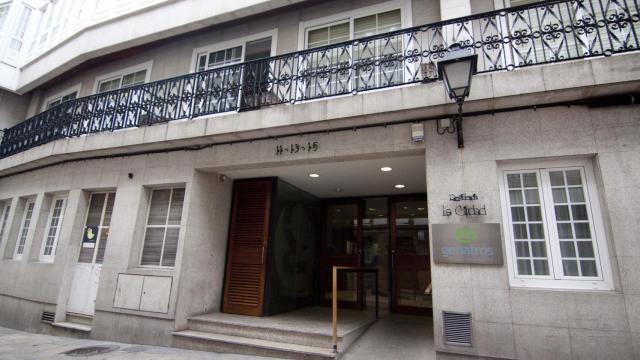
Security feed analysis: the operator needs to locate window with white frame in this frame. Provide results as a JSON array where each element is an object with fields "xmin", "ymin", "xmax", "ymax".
[
  {"xmin": 77, "ymin": 192, "xmax": 114, "ymax": 264},
  {"xmin": 0, "ymin": 2, "xmax": 10, "ymax": 34},
  {"xmin": 0, "ymin": 202, "xmax": 11, "ymax": 245},
  {"xmin": 97, "ymin": 69, "xmax": 147, "ymax": 93},
  {"xmin": 45, "ymin": 90, "xmax": 78, "ymax": 110},
  {"xmin": 9, "ymin": 5, "xmax": 32, "ymax": 51},
  {"xmin": 39, "ymin": 197, "xmax": 67, "ymax": 262},
  {"xmin": 140, "ymin": 188, "xmax": 185, "ymax": 267},
  {"xmin": 13, "ymin": 199, "xmax": 36, "ymax": 260},
  {"xmin": 501, "ymin": 161, "xmax": 612, "ymax": 289}
]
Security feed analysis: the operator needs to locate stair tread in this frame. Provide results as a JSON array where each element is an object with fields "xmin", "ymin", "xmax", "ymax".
[
  {"xmin": 51, "ymin": 322, "xmax": 92, "ymax": 332},
  {"xmin": 172, "ymin": 330, "xmax": 336, "ymax": 357}
]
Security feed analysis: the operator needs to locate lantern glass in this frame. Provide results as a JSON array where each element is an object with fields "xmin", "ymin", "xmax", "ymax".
[{"xmin": 442, "ymin": 60, "xmax": 473, "ymax": 99}]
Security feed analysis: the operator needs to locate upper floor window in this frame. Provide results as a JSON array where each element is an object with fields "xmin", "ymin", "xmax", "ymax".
[
  {"xmin": 13, "ymin": 199, "xmax": 35, "ymax": 260},
  {"xmin": 0, "ymin": 2, "xmax": 10, "ymax": 33},
  {"xmin": 140, "ymin": 188, "xmax": 185, "ymax": 268},
  {"xmin": 39, "ymin": 196, "xmax": 67, "ymax": 262},
  {"xmin": 44, "ymin": 88, "xmax": 78, "ymax": 110},
  {"xmin": 0, "ymin": 201, "xmax": 10, "ymax": 246},
  {"xmin": 194, "ymin": 34, "xmax": 273, "ymax": 72},
  {"xmin": 9, "ymin": 5, "xmax": 32, "ymax": 51},
  {"xmin": 305, "ymin": 9, "xmax": 401, "ymax": 49},
  {"xmin": 98, "ymin": 69, "xmax": 147, "ymax": 93},
  {"xmin": 500, "ymin": 160, "xmax": 613, "ymax": 290}
]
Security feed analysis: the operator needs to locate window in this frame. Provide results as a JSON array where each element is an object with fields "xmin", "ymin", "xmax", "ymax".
[
  {"xmin": 77, "ymin": 192, "xmax": 115, "ymax": 264},
  {"xmin": 45, "ymin": 90, "xmax": 77, "ymax": 110},
  {"xmin": 140, "ymin": 188, "xmax": 185, "ymax": 267},
  {"xmin": 501, "ymin": 160, "xmax": 612, "ymax": 290},
  {"xmin": 0, "ymin": 202, "xmax": 10, "ymax": 245},
  {"xmin": 9, "ymin": 5, "xmax": 32, "ymax": 51},
  {"xmin": 39, "ymin": 197, "xmax": 67, "ymax": 262},
  {"xmin": 13, "ymin": 200, "xmax": 35, "ymax": 260},
  {"xmin": 97, "ymin": 69, "xmax": 147, "ymax": 93},
  {"xmin": 0, "ymin": 2, "xmax": 10, "ymax": 33},
  {"xmin": 196, "ymin": 46, "xmax": 242, "ymax": 72}
]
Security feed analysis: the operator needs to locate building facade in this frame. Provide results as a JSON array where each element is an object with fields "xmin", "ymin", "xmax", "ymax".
[{"xmin": 0, "ymin": 0, "xmax": 639, "ymax": 359}]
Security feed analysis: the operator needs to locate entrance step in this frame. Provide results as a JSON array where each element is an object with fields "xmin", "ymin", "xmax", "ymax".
[
  {"xmin": 66, "ymin": 313, "xmax": 93, "ymax": 326},
  {"xmin": 172, "ymin": 330, "xmax": 336, "ymax": 360},
  {"xmin": 172, "ymin": 307, "xmax": 376, "ymax": 359},
  {"xmin": 51, "ymin": 321, "xmax": 91, "ymax": 332}
]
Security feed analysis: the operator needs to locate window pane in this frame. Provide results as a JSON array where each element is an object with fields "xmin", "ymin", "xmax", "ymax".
[
  {"xmin": 377, "ymin": 9, "xmax": 402, "ymax": 33},
  {"xmin": 571, "ymin": 205, "xmax": 588, "ymax": 221},
  {"xmin": 563, "ymin": 260, "xmax": 579, "ymax": 276},
  {"xmin": 565, "ymin": 170, "xmax": 582, "ymax": 185},
  {"xmin": 517, "ymin": 259, "xmax": 532, "ymax": 275},
  {"xmin": 530, "ymin": 241, "xmax": 547, "ymax": 257},
  {"xmin": 354, "ymin": 14, "xmax": 377, "ymax": 38},
  {"xmin": 509, "ymin": 190, "xmax": 523, "ymax": 205},
  {"xmin": 328, "ymin": 22, "xmax": 349, "ymax": 44},
  {"xmin": 524, "ymin": 189, "xmax": 539, "ymax": 204},
  {"xmin": 580, "ymin": 260, "xmax": 597, "ymax": 276},
  {"xmin": 0, "ymin": 204, "xmax": 11, "ymax": 242},
  {"xmin": 511, "ymin": 206, "xmax": 525, "ymax": 222},
  {"xmin": 560, "ymin": 241, "xmax": 576, "ymax": 257},
  {"xmin": 568, "ymin": 187, "xmax": 585, "ymax": 202},
  {"xmin": 86, "ymin": 194, "xmax": 105, "ymax": 226},
  {"xmin": 552, "ymin": 188, "xmax": 567, "ymax": 203},
  {"xmin": 515, "ymin": 241, "xmax": 529, "ymax": 257},
  {"xmin": 533, "ymin": 260, "xmax": 549, "ymax": 275},
  {"xmin": 161, "ymin": 228, "xmax": 179, "ymax": 267},
  {"xmin": 522, "ymin": 173, "xmax": 537, "ymax": 187},
  {"xmin": 16, "ymin": 202, "xmax": 35, "ymax": 255},
  {"xmin": 555, "ymin": 205, "xmax": 570, "ymax": 221},
  {"xmin": 308, "ymin": 27, "xmax": 329, "ymax": 48},
  {"xmin": 526, "ymin": 206, "xmax": 542, "ymax": 221},
  {"xmin": 95, "ymin": 228, "xmax": 109, "ymax": 264},
  {"xmin": 507, "ymin": 174, "xmax": 521, "ymax": 188},
  {"xmin": 141, "ymin": 227, "xmax": 165, "ymax": 266},
  {"xmin": 168, "ymin": 188, "xmax": 185, "ymax": 225},
  {"xmin": 574, "ymin": 222, "xmax": 591, "ymax": 239},
  {"xmin": 528, "ymin": 223, "xmax": 544, "ymax": 239},
  {"xmin": 549, "ymin": 171, "xmax": 565, "ymax": 186},
  {"xmin": 513, "ymin": 224, "xmax": 527, "ymax": 239},
  {"xmin": 103, "ymin": 193, "xmax": 115, "ymax": 226},
  {"xmin": 148, "ymin": 189, "xmax": 170, "ymax": 225},
  {"xmin": 577, "ymin": 241, "xmax": 594, "ymax": 258},
  {"xmin": 557, "ymin": 223, "xmax": 573, "ymax": 239}
]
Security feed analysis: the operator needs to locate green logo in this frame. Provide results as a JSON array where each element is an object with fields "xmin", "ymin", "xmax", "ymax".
[{"xmin": 455, "ymin": 226, "xmax": 476, "ymax": 245}]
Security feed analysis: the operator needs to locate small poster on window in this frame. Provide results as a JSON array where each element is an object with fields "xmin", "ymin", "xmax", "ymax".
[{"xmin": 82, "ymin": 226, "xmax": 98, "ymax": 248}]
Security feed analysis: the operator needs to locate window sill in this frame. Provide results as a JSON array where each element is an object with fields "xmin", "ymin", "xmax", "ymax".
[{"xmin": 509, "ymin": 279, "xmax": 615, "ymax": 292}]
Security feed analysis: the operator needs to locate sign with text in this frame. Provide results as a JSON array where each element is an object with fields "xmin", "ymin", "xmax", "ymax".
[
  {"xmin": 82, "ymin": 226, "xmax": 98, "ymax": 248},
  {"xmin": 432, "ymin": 223, "xmax": 503, "ymax": 265}
]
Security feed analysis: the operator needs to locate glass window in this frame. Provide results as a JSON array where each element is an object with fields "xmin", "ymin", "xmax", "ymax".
[
  {"xmin": 97, "ymin": 69, "xmax": 147, "ymax": 93},
  {"xmin": 9, "ymin": 6, "xmax": 32, "ymax": 51},
  {"xmin": 46, "ymin": 90, "xmax": 77, "ymax": 110},
  {"xmin": 0, "ymin": 202, "xmax": 10, "ymax": 245},
  {"xmin": 503, "ymin": 165, "xmax": 608, "ymax": 288},
  {"xmin": 14, "ymin": 200, "xmax": 35, "ymax": 260},
  {"xmin": 196, "ymin": 46, "xmax": 242, "ymax": 72},
  {"xmin": 140, "ymin": 188, "xmax": 185, "ymax": 267},
  {"xmin": 39, "ymin": 197, "xmax": 67, "ymax": 262},
  {"xmin": 78, "ymin": 192, "xmax": 115, "ymax": 264},
  {"xmin": 0, "ymin": 3, "xmax": 10, "ymax": 33},
  {"xmin": 307, "ymin": 22, "xmax": 349, "ymax": 48}
]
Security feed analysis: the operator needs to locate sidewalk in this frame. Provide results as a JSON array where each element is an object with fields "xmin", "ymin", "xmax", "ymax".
[{"xmin": 0, "ymin": 326, "xmax": 272, "ymax": 360}]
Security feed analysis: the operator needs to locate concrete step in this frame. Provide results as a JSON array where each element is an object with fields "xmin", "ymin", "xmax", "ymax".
[
  {"xmin": 172, "ymin": 330, "xmax": 337, "ymax": 360},
  {"xmin": 187, "ymin": 315, "xmax": 341, "ymax": 349},
  {"xmin": 51, "ymin": 321, "xmax": 91, "ymax": 332},
  {"xmin": 66, "ymin": 313, "xmax": 93, "ymax": 326}
]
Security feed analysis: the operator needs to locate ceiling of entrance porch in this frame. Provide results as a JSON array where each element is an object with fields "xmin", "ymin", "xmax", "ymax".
[{"xmin": 222, "ymin": 155, "xmax": 426, "ymax": 198}]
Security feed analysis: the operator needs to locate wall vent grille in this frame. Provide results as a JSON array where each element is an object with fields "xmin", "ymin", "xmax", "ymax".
[
  {"xmin": 443, "ymin": 311, "xmax": 472, "ymax": 346},
  {"xmin": 41, "ymin": 311, "xmax": 55, "ymax": 323}
]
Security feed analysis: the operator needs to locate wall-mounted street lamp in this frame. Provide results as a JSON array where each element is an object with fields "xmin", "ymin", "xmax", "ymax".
[{"xmin": 437, "ymin": 45, "xmax": 478, "ymax": 148}]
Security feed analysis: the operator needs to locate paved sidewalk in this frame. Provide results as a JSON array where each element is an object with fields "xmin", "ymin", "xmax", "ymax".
[{"xmin": 0, "ymin": 326, "xmax": 272, "ymax": 360}]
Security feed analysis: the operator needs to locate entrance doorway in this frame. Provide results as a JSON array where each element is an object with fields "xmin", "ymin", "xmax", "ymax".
[
  {"xmin": 67, "ymin": 192, "xmax": 115, "ymax": 316},
  {"xmin": 321, "ymin": 196, "xmax": 431, "ymax": 315}
]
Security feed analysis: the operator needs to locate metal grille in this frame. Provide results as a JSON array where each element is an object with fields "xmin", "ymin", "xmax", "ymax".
[
  {"xmin": 41, "ymin": 311, "xmax": 55, "ymax": 323},
  {"xmin": 443, "ymin": 311, "xmax": 472, "ymax": 346}
]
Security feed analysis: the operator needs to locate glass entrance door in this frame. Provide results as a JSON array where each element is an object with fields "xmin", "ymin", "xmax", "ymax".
[{"xmin": 391, "ymin": 197, "xmax": 431, "ymax": 315}]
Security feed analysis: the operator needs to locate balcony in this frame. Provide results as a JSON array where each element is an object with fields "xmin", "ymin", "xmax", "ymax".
[{"xmin": 1, "ymin": 0, "xmax": 639, "ymax": 159}]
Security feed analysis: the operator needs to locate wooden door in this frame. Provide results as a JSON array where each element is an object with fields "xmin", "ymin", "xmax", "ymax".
[
  {"xmin": 320, "ymin": 200, "xmax": 362, "ymax": 309},
  {"xmin": 222, "ymin": 178, "xmax": 274, "ymax": 316},
  {"xmin": 390, "ymin": 196, "xmax": 432, "ymax": 315}
]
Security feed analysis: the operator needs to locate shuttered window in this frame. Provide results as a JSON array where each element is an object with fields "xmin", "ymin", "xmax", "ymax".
[
  {"xmin": 14, "ymin": 200, "xmax": 35, "ymax": 260},
  {"xmin": 78, "ymin": 192, "xmax": 115, "ymax": 264},
  {"xmin": 307, "ymin": 22, "xmax": 350, "ymax": 48},
  {"xmin": 0, "ymin": 203, "xmax": 11, "ymax": 246},
  {"xmin": 39, "ymin": 197, "xmax": 67, "ymax": 262},
  {"xmin": 98, "ymin": 69, "xmax": 147, "ymax": 93},
  {"xmin": 140, "ymin": 188, "xmax": 185, "ymax": 267}
]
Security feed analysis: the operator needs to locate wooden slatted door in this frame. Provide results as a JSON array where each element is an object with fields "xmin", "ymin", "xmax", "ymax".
[{"xmin": 222, "ymin": 178, "xmax": 273, "ymax": 316}]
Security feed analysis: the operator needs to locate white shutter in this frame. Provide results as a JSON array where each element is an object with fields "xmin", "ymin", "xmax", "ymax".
[{"xmin": 141, "ymin": 188, "xmax": 184, "ymax": 267}]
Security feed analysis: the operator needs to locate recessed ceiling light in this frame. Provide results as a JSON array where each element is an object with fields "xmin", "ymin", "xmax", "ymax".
[
  {"xmin": 309, "ymin": 173, "xmax": 320, "ymax": 178},
  {"xmin": 417, "ymin": 207, "xmax": 425, "ymax": 211},
  {"xmin": 395, "ymin": 184, "xmax": 406, "ymax": 189},
  {"xmin": 380, "ymin": 166, "xmax": 392, "ymax": 172},
  {"xmin": 368, "ymin": 208, "xmax": 376, "ymax": 211}
]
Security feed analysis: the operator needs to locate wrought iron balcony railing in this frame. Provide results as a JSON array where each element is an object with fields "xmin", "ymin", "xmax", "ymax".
[{"xmin": 1, "ymin": 0, "xmax": 639, "ymax": 159}]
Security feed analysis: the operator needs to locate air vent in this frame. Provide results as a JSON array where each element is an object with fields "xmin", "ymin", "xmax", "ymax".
[
  {"xmin": 41, "ymin": 311, "xmax": 55, "ymax": 323},
  {"xmin": 443, "ymin": 311, "xmax": 472, "ymax": 346}
]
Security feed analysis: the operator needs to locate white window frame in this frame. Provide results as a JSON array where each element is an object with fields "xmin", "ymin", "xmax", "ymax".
[
  {"xmin": 13, "ymin": 198, "xmax": 36, "ymax": 261},
  {"xmin": 78, "ymin": 191, "xmax": 115, "ymax": 264},
  {"xmin": 0, "ymin": 201, "xmax": 11, "ymax": 245},
  {"xmin": 0, "ymin": 1, "xmax": 11, "ymax": 34},
  {"xmin": 41, "ymin": 83, "xmax": 81, "ymax": 111},
  {"xmin": 297, "ymin": 0, "xmax": 412, "ymax": 51},
  {"xmin": 498, "ymin": 158, "xmax": 614, "ymax": 291},
  {"xmin": 139, "ymin": 187, "xmax": 185, "ymax": 269},
  {"xmin": 92, "ymin": 60, "xmax": 153, "ymax": 94},
  {"xmin": 8, "ymin": 3, "xmax": 33, "ymax": 52},
  {"xmin": 189, "ymin": 29, "xmax": 278, "ymax": 73},
  {"xmin": 38, "ymin": 196, "xmax": 67, "ymax": 263}
]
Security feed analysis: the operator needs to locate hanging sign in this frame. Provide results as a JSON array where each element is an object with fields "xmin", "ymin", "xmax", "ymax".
[
  {"xmin": 82, "ymin": 226, "xmax": 98, "ymax": 248},
  {"xmin": 432, "ymin": 223, "xmax": 503, "ymax": 265}
]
